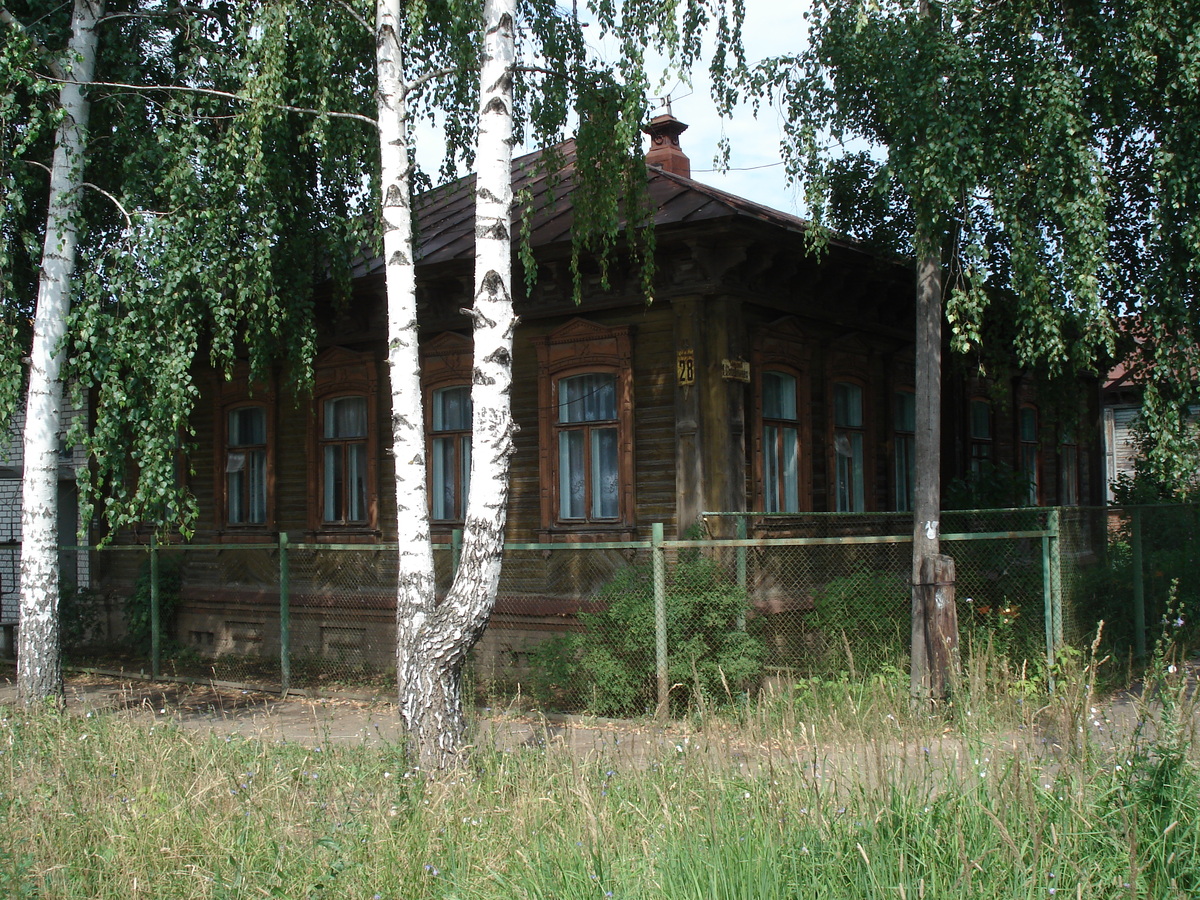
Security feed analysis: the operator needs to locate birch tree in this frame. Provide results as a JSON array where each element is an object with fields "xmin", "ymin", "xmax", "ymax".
[
  {"xmin": 3, "ymin": 0, "xmax": 105, "ymax": 703},
  {"xmin": 8, "ymin": 0, "xmax": 735, "ymax": 757},
  {"xmin": 4, "ymin": 0, "xmax": 382, "ymax": 700},
  {"xmin": 375, "ymin": 0, "xmax": 739, "ymax": 768},
  {"xmin": 729, "ymin": 0, "xmax": 1112, "ymax": 698}
]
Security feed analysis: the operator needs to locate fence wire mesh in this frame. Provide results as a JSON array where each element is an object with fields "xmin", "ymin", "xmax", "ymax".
[{"xmin": 3, "ymin": 505, "xmax": 1194, "ymax": 716}]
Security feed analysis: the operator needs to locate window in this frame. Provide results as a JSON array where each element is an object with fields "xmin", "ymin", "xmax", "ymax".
[
  {"xmin": 214, "ymin": 365, "xmax": 275, "ymax": 535},
  {"xmin": 833, "ymin": 381, "xmax": 865, "ymax": 512},
  {"xmin": 1019, "ymin": 405, "xmax": 1040, "ymax": 505},
  {"xmin": 307, "ymin": 347, "xmax": 379, "ymax": 536},
  {"xmin": 762, "ymin": 371, "xmax": 801, "ymax": 513},
  {"xmin": 969, "ymin": 399, "xmax": 993, "ymax": 475},
  {"xmin": 556, "ymin": 373, "xmax": 620, "ymax": 520},
  {"xmin": 753, "ymin": 318, "xmax": 811, "ymax": 514},
  {"xmin": 893, "ymin": 390, "xmax": 916, "ymax": 512},
  {"xmin": 321, "ymin": 396, "xmax": 368, "ymax": 524},
  {"xmin": 430, "ymin": 385, "xmax": 471, "ymax": 521},
  {"xmin": 226, "ymin": 405, "xmax": 268, "ymax": 525},
  {"xmin": 1059, "ymin": 428, "xmax": 1080, "ymax": 506},
  {"xmin": 422, "ymin": 333, "xmax": 474, "ymax": 529},
  {"xmin": 534, "ymin": 319, "xmax": 634, "ymax": 535}
]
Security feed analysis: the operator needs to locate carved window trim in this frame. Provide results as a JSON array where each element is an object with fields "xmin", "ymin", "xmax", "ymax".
[
  {"xmin": 214, "ymin": 366, "xmax": 276, "ymax": 540},
  {"xmin": 306, "ymin": 347, "xmax": 380, "ymax": 540},
  {"xmin": 421, "ymin": 332, "xmax": 474, "ymax": 533},
  {"xmin": 533, "ymin": 319, "xmax": 634, "ymax": 540}
]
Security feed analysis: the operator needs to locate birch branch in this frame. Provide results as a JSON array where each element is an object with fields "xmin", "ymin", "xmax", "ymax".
[
  {"xmin": 1, "ymin": 7, "xmax": 67, "ymax": 80},
  {"xmin": 41, "ymin": 75, "xmax": 381, "ymax": 129}
]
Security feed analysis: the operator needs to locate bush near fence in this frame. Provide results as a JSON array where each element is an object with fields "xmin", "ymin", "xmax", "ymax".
[{"xmin": 4, "ymin": 505, "xmax": 1194, "ymax": 715}]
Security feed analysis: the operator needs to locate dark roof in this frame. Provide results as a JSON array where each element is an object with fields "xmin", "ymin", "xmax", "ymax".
[{"xmin": 355, "ymin": 140, "xmax": 872, "ymax": 278}]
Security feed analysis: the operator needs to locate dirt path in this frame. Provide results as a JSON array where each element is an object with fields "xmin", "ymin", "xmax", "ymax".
[{"xmin": 2, "ymin": 666, "xmax": 1195, "ymax": 778}]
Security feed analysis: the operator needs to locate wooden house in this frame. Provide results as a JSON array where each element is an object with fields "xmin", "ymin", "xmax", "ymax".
[{"xmin": 92, "ymin": 115, "xmax": 1103, "ymax": 671}]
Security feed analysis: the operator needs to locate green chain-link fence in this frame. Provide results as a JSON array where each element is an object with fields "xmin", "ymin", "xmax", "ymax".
[{"xmin": 4, "ymin": 505, "xmax": 1195, "ymax": 715}]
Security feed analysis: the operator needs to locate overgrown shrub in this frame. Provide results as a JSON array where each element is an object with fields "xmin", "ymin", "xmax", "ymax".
[
  {"xmin": 59, "ymin": 582, "xmax": 105, "ymax": 652},
  {"xmin": 532, "ymin": 555, "xmax": 763, "ymax": 717},
  {"xmin": 809, "ymin": 568, "xmax": 909, "ymax": 672},
  {"xmin": 124, "ymin": 555, "xmax": 182, "ymax": 657}
]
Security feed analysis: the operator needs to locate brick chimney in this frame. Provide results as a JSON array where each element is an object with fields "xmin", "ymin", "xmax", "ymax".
[{"xmin": 643, "ymin": 114, "xmax": 690, "ymax": 178}]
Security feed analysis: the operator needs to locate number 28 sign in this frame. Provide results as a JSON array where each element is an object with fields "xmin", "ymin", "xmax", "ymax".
[{"xmin": 676, "ymin": 348, "xmax": 695, "ymax": 385}]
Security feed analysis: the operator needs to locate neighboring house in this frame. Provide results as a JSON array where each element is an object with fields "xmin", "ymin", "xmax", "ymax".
[
  {"xmin": 1102, "ymin": 358, "xmax": 1141, "ymax": 503},
  {"xmin": 0, "ymin": 397, "xmax": 91, "ymax": 656},
  {"xmin": 90, "ymin": 115, "xmax": 1102, "ymax": 666},
  {"xmin": 1102, "ymin": 354, "xmax": 1200, "ymax": 502}
]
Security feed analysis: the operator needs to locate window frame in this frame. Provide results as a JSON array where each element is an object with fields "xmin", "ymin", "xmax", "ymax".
[
  {"xmin": 428, "ymin": 383, "xmax": 473, "ymax": 524},
  {"xmin": 968, "ymin": 398, "xmax": 994, "ymax": 476},
  {"xmin": 421, "ymin": 332, "xmax": 474, "ymax": 534},
  {"xmin": 760, "ymin": 368, "xmax": 803, "ymax": 513},
  {"xmin": 751, "ymin": 318, "xmax": 812, "ymax": 515},
  {"xmin": 1019, "ymin": 403, "xmax": 1041, "ymax": 505},
  {"xmin": 1059, "ymin": 426, "xmax": 1080, "ymax": 507},
  {"xmin": 225, "ymin": 404, "xmax": 270, "ymax": 527},
  {"xmin": 214, "ymin": 367, "xmax": 276, "ymax": 539},
  {"xmin": 534, "ymin": 319, "xmax": 634, "ymax": 539},
  {"xmin": 831, "ymin": 378, "xmax": 868, "ymax": 513},
  {"xmin": 306, "ymin": 347, "xmax": 380, "ymax": 539},
  {"xmin": 892, "ymin": 387, "xmax": 916, "ymax": 512},
  {"xmin": 318, "ymin": 394, "xmax": 371, "ymax": 527}
]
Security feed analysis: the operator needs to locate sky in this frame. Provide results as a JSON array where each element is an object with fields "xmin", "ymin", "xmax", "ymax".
[
  {"xmin": 634, "ymin": 1, "xmax": 809, "ymax": 215},
  {"xmin": 414, "ymin": 1, "xmax": 811, "ymax": 217}
]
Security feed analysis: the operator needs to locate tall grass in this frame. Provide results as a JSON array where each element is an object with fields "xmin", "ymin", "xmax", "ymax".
[{"xmin": 1, "ymin": 650, "xmax": 1196, "ymax": 899}]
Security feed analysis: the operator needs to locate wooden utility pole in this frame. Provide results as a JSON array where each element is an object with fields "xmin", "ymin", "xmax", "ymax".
[{"xmin": 910, "ymin": 229, "xmax": 958, "ymax": 702}]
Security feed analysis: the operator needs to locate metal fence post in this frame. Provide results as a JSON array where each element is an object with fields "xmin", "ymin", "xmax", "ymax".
[
  {"xmin": 279, "ymin": 532, "xmax": 290, "ymax": 696},
  {"xmin": 735, "ymin": 515, "xmax": 747, "ymax": 630},
  {"xmin": 1131, "ymin": 507, "xmax": 1146, "ymax": 661},
  {"xmin": 1049, "ymin": 508, "xmax": 1063, "ymax": 648},
  {"xmin": 652, "ymin": 522, "xmax": 668, "ymax": 719},
  {"xmin": 150, "ymin": 534, "xmax": 160, "ymax": 681},
  {"xmin": 1042, "ymin": 528, "xmax": 1055, "ymax": 687}
]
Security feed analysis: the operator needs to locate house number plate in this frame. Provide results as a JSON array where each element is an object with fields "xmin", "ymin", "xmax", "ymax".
[{"xmin": 676, "ymin": 348, "xmax": 695, "ymax": 385}]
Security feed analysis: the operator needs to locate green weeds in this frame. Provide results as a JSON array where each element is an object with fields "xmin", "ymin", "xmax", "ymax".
[{"xmin": 1, "ymin": 652, "xmax": 1196, "ymax": 899}]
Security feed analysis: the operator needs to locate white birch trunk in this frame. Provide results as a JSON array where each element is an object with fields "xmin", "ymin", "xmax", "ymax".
[
  {"xmin": 18, "ymin": 0, "xmax": 104, "ymax": 704},
  {"xmin": 387, "ymin": 0, "xmax": 517, "ymax": 770},
  {"xmin": 374, "ymin": 0, "xmax": 440, "ymax": 758}
]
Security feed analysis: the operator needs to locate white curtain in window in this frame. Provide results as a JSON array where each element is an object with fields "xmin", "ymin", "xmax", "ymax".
[
  {"xmin": 834, "ymin": 383, "xmax": 865, "ymax": 512},
  {"xmin": 432, "ymin": 437, "xmax": 456, "ymax": 520},
  {"xmin": 433, "ymin": 386, "xmax": 471, "ymax": 431},
  {"xmin": 247, "ymin": 449, "xmax": 266, "ymax": 522},
  {"xmin": 227, "ymin": 408, "xmax": 267, "ymax": 524},
  {"xmin": 325, "ymin": 396, "xmax": 367, "ymax": 439},
  {"xmin": 347, "ymin": 443, "xmax": 366, "ymax": 521},
  {"xmin": 558, "ymin": 373, "xmax": 616, "ymax": 424},
  {"xmin": 323, "ymin": 445, "xmax": 342, "ymax": 522},
  {"xmin": 591, "ymin": 426, "xmax": 619, "ymax": 518},
  {"xmin": 559, "ymin": 430, "xmax": 585, "ymax": 519}
]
